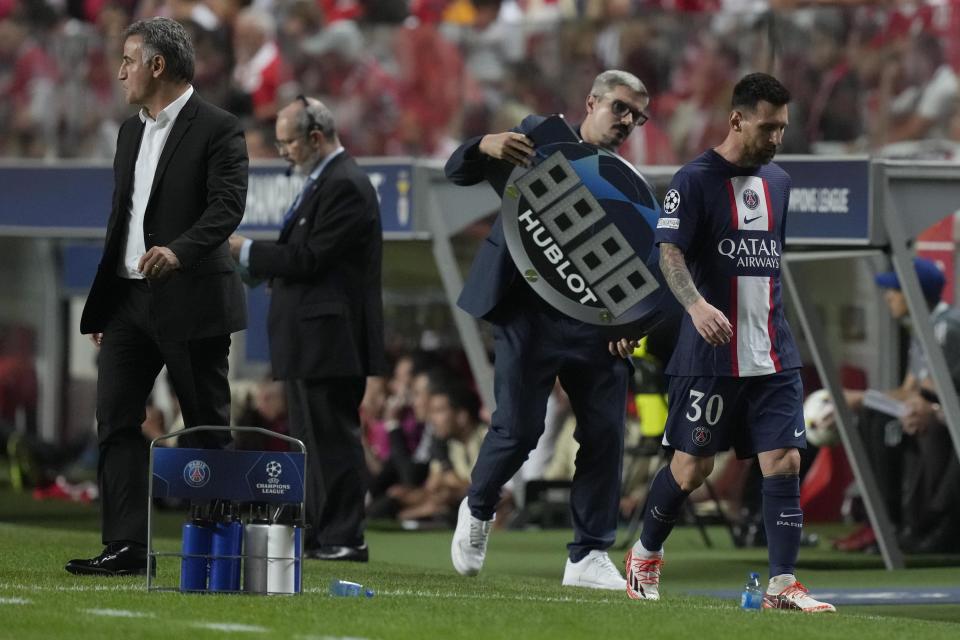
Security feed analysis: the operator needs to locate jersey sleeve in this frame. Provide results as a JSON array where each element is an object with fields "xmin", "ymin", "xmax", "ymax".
[{"xmin": 655, "ymin": 168, "xmax": 701, "ymax": 252}]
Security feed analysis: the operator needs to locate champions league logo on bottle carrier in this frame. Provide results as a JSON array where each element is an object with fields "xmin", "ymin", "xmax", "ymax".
[
  {"xmin": 256, "ymin": 459, "xmax": 292, "ymax": 495},
  {"xmin": 266, "ymin": 460, "xmax": 282, "ymax": 482},
  {"xmin": 501, "ymin": 126, "xmax": 676, "ymax": 332},
  {"xmin": 183, "ymin": 460, "xmax": 211, "ymax": 488}
]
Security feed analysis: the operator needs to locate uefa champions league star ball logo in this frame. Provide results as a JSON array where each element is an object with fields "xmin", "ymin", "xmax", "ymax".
[
  {"xmin": 663, "ymin": 189, "xmax": 680, "ymax": 215},
  {"xmin": 265, "ymin": 460, "xmax": 283, "ymax": 484},
  {"xmin": 742, "ymin": 188, "xmax": 760, "ymax": 210},
  {"xmin": 183, "ymin": 460, "xmax": 211, "ymax": 487},
  {"xmin": 692, "ymin": 426, "xmax": 711, "ymax": 447}
]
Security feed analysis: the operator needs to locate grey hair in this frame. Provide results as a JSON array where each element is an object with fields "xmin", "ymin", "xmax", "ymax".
[
  {"xmin": 590, "ymin": 70, "xmax": 648, "ymax": 99},
  {"xmin": 123, "ymin": 17, "xmax": 195, "ymax": 83},
  {"xmin": 293, "ymin": 97, "xmax": 337, "ymax": 139}
]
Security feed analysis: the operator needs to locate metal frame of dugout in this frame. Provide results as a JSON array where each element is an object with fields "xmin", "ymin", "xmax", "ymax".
[
  {"xmin": 422, "ymin": 156, "xmax": 960, "ymax": 572},
  {"xmin": 146, "ymin": 426, "xmax": 307, "ymax": 594}
]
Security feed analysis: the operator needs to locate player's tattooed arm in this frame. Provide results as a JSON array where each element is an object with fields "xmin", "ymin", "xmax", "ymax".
[
  {"xmin": 661, "ymin": 242, "xmax": 732, "ymax": 346},
  {"xmin": 660, "ymin": 243, "xmax": 701, "ymax": 309}
]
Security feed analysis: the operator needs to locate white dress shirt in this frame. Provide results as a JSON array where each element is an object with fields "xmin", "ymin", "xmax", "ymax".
[{"xmin": 117, "ymin": 85, "xmax": 195, "ymax": 279}]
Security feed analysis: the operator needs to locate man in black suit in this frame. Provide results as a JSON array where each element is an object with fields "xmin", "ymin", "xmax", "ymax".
[
  {"xmin": 65, "ymin": 17, "xmax": 248, "ymax": 576},
  {"xmin": 229, "ymin": 96, "xmax": 386, "ymax": 562}
]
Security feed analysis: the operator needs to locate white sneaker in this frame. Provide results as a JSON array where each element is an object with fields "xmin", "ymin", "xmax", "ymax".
[
  {"xmin": 763, "ymin": 575, "xmax": 836, "ymax": 613},
  {"xmin": 561, "ymin": 550, "xmax": 627, "ymax": 590},
  {"xmin": 624, "ymin": 545, "xmax": 663, "ymax": 601},
  {"xmin": 451, "ymin": 497, "xmax": 493, "ymax": 576}
]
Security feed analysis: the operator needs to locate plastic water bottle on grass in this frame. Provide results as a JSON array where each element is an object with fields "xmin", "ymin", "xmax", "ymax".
[
  {"xmin": 329, "ymin": 579, "xmax": 374, "ymax": 598},
  {"xmin": 740, "ymin": 572, "xmax": 763, "ymax": 611}
]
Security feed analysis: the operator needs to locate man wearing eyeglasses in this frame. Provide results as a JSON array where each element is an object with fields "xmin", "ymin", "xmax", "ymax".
[
  {"xmin": 445, "ymin": 70, "xmax": 649, "ymax": 589},
  {"xmin": 229, "ymin": 96, "xmax": 386, "ymax": 562}
]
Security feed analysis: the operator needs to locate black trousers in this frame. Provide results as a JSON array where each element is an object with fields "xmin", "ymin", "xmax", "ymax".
[
  {"xmin": 286, "ymin": 377, "xmax": 367, "ymax": 548},
  {"xmin": 96, "ymin": 280, "xmax": 231, "ymax": 545}
]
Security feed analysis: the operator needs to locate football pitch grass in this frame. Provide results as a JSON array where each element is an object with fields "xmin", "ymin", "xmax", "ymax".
[{"xmin": 1, "ymin": 488, "xmax": 959, "ymax": 640}]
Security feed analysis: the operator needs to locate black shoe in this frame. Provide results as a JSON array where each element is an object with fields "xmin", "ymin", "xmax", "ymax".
[
  {"xmin": 304, "ymin": 544, "xmax": 369, "ymax": 562},
  {"xmin": 909, "ymin": 520, "xmax": 960, "ymax": 554},
  {"xmin": 65, "ymin": 543, "xmax": 155, "ymax": 576}
]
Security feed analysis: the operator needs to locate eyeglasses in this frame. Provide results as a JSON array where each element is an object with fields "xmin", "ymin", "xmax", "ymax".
[
  {"xmin": 598, "ymin": 95, "xmax": 649, "ymax": 127},
  {"xmin": 274, "ymin": 137, "xmax": 300, "ymax": 152}
]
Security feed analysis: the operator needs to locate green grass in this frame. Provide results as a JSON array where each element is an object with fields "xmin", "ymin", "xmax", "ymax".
[{"xmin": 1, "ymin": 488, "xmax": 959, "ymax": 639}]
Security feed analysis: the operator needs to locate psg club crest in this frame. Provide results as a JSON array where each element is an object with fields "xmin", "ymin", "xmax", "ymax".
[
  {"xmin": 183, "ymin": 460, "xmax": 211, "ymax": 487},
  {"xmin": 692, "ymin": 426, "xmax": 711, "ymax": 447},
  {"xmin": 742, "ymin": 188, "xmax": 760, "ymax": 210},
  {"xmin": 502, "ymin": 129, "xmax": 677, "ymax": 333}
]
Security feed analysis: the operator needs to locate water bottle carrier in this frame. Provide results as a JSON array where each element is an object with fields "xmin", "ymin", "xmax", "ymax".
[{"xmin": 146, "ymin": 426, "xmax": 307, "ymax": 595}]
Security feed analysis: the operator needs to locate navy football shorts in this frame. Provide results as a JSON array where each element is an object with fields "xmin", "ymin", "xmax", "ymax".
[{"xmin": 662, "ymin": 369, "xmax": 806, "ymax": 458}]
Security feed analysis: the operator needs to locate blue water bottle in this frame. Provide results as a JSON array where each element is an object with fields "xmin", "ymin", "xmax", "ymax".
[
  {"xmin": 180, "ymin": 504, "xmax": 212, "ymax": 592},
  {"xmin": 740, "ymin": 572, "xmax": 763, "ymax": 611},
  {"xmin": 209, "ymin": 502, "xmax": 243, "ymax": 592},
  {"xmin": 329, "ymin": 579, "xmax": 374, "ymax": 598}
]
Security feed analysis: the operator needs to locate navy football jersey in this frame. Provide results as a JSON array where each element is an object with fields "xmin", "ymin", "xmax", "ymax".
[{"xmin": 655, "ymin": 149, "xmax": 801, "ymax": 377}]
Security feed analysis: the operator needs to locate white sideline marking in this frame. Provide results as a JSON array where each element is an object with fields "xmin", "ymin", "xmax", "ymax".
[
  {"xmin": 83, "ymin": 608, "xmax": 154, "ymax": 618},
  {"xmin": 0, "ymin": 582, "xmax": 140, "ymax": 593},
  {"xmin": 304, "ymin": 587, "xmax": 629, "ymax": 605},
  {"xmin": 0, "ymin": 597, "xmax": 31, "ymax": 605},
  {"xmin": 191, "ymin": 623, "xmax": 270, "ymax": 633},
  {"xmin": 294, "ymin": 636, "xmax": 372, "ymax": 640},
  {"xmin": 5, "ymin": 582, "xmax": 626, "ymax": 604}
]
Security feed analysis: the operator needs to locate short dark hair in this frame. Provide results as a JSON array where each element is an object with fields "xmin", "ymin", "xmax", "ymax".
[
  {"xmin": 123, "ymin": 17, "xmax": 195, "ymax": 83},
  {"xmin": 432, "ymin": 382, "xmax": 481, "ymax": 424},
  {"xmin": 731, "ymin": 73, "xmax": 791, "ymax": 111}
]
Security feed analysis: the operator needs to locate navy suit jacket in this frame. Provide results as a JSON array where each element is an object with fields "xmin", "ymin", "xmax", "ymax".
[{"xmin": 444, "ymin": 115, "xmax": 546, "ymax": 322}]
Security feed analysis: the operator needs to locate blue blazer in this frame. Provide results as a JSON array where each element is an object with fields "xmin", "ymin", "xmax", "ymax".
[{"xmin": 444, "ymin": 115, "xmax": 546, "ymax": 322}]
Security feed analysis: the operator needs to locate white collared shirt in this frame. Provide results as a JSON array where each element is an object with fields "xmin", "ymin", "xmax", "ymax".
[{"xmin": 117, "ymin": 85, "xmax": 195, "ymax": 279}]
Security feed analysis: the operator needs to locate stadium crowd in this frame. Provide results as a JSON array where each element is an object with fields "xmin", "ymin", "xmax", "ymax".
[{"xmin": 1, "ymin": 0, "xmax": 959, "ymax": 164}]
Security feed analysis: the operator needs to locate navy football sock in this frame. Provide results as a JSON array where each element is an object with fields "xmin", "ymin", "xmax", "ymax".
[
  {"xmin": 762, "ymin": 475, "xmax": 802, "ymax": 578},
  {"xmin": 639, "ymin": 466, "xmax": 690, "ymax": 552}
]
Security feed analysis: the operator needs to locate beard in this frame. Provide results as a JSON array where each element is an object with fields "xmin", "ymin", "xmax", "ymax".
[
  {"xmin": 746, "ymin": 145, "xmax": 777, "ymax": 167},
  {"xmin": 601, "ymin": 126, "xmax": 629, "ymax": 150}
]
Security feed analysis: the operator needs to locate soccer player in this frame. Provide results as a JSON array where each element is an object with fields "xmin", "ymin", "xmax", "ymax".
[{"xmin": 624, "ymin": 73, "xmax": 835, "ymax": 613}]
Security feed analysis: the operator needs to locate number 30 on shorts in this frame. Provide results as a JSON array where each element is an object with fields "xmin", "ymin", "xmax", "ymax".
[{"xmin": 685, "ymin": 390, "xmax": 724, "ymax": 425}]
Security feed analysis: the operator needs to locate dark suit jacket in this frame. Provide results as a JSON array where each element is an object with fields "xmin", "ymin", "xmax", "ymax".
[
  {"xmin": 248, "ymin": 151, "xmax": 387, "ymax": 380},
  {"xmin": 80, "ymin": 92, "xmax": 248, "ymax": 341},
  {"xmin": 444, "ymin": 114, "xmax": 546, "ymax": 322}
]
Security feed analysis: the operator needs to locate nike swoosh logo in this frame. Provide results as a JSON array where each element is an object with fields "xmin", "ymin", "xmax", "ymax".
[
  {"xmin": 793, "ymin": 428, "xmax": 805, "ymax": 438},
  {"xmin": 779, "ymin": 512, "xmax": 802, "ymax": 518},
  {"xmin": 744, "ymin": 215, "xmax": 762, "ymax": 224}
]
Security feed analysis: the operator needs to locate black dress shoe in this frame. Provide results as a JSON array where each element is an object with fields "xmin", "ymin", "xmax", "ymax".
[
  {"xmin": 304, "ymin": 544, "xmax": 369, "ymax": 562},
  {"xmin": 65, "ymin": 543, "xmax": 155, "ymax": 576}
]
